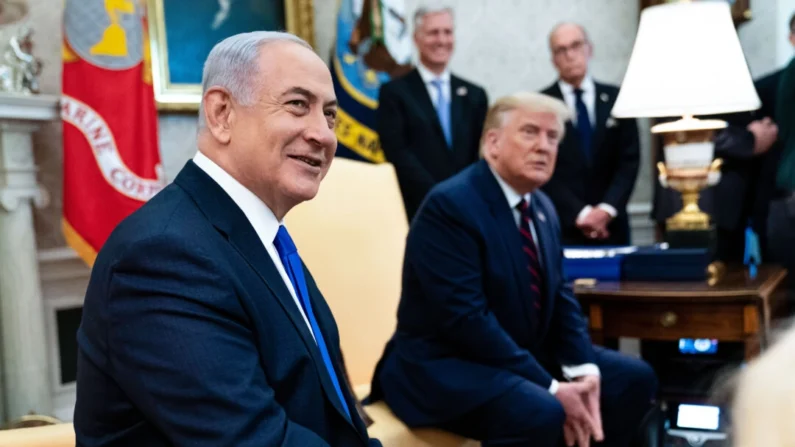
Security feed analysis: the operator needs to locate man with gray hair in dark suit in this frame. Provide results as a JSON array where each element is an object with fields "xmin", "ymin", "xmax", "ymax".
[
  {"xmin": 378, "ymin": 4, "xmax": 488, "ymax": 222},
  {"xmin": 74, "ymin": 31, "xmax": 381, "ymax": 447}
]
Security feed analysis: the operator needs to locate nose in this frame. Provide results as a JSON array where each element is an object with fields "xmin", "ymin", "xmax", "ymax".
[
  {"xmin": 536, "ymin": 133, "xmax": 555, "ymax": 153},
  {"xmin": 304, "ymin": 111, "xmax": 337, "ymax": 151}
]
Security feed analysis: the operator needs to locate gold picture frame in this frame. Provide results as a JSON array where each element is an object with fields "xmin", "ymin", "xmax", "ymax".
[{"xmin": 146, "ymin": 0, "xmax": 315, "ymax": 111}]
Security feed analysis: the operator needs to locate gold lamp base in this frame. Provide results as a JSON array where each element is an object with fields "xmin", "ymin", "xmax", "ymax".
[
  {"xmin": 658, "ymin": 160, "xmax": 723, "ymax": 231},
  {"xmin": 653, "ymin": 117, "xmax": 726, "ymax": 233}
]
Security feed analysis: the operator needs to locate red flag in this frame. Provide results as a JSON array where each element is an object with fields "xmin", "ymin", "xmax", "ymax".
[{"xmin": 61, "ymin": 0, "xmax": 165, "ymax": 267}]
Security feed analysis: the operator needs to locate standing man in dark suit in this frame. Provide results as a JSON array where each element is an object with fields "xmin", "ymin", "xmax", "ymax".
[
  {"xmin": 74, "ymin": 32, "xmax": 380, "ymax": 447},
  {"xmin": 371, "ymin": 92, "xmax": 656, "ymax": 447},
  {"xmin": 541, "ymin": 23, "xmax": 640, "ymax": 246},
  {"xmin": 377, "ymin": 5, "xmax": 488, "ymax": 222}
]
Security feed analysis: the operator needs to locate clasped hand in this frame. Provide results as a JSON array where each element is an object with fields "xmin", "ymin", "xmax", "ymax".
[
  {"xmin": 555, "ymin": 375, "xmax": 604, "ymax": 447},
  {"xmin": 576, "ymin": 208, "xmax": 611, "ymax": 240}
]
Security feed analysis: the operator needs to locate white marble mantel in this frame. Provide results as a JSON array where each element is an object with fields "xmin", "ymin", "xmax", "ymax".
[
  {"xmin": 0, "ymin": 92, "xmax": 60, "ymax": 422},
  {"xmin": 0, "ymin": 93, "xmax": 60, "ymax": 122}
]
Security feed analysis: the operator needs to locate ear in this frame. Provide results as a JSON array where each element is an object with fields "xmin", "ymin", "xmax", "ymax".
[
  {"xmin": 202, "ymin": 87, "xmax": 234, "ymax": 145},
  {"xmin": 484, "ymin": 128, "xmax": 501, "ymax": 158}
]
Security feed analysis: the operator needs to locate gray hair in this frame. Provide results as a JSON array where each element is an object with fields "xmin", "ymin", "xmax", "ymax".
[
  {"xmin": 198, "ymin": 31, "xmax": 312, "ymax": 128},
  {"xmin": 548, "ymin": 22, "xmax": 591, "ymax": 50},
  {"xmin": 413, "ymin": 4, "xmax": 454, "ymax": 31}
]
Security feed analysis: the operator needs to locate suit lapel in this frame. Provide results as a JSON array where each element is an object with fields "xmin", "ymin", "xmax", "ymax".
[
  {"xmin": 175, "ymin": 162, "xmax": 359, "ymax": 432},
  {"xmin": 529, "ymin": 197, "xmax": 557, "ymax": 336},
  {"xmin": 227, "ymin": 233, "xmax": 358, "ymax": 429},
  {"xmin": 545, "ymin": 83, "xmax": 586, "ymax": 168},
  {"xmin": 407, "ymin": 69, "xmax": 447, "ymax": 144},
  {"xmin": 591, "ymin": 83, "xmax": 612, "ymax": 160},
  {"xmin": 450, "ymin": 76, "xmax": 466, "ymax": 155},
  {"xmin": 306, "ymin": 280, "xmax": 368, "ymax": 439},
  {"xmin": 473, "ymin": 162, "xmax": 538, "ymax": 331},
  {"xmin": 545, "ymin": 82, "xmax": 564, "ymax": 102}
]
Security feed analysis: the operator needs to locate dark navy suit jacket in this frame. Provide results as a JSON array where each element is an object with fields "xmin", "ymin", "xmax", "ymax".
[
  {"xmin": 371, "ymin": 160, "xmax": 595, "ymax": 426},
  {"xmin": 74, "ymin": 161, "xmax": 380, "ymax": 446}
]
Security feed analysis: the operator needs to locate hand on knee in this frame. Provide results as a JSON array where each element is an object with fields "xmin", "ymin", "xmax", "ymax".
[{"xmin": 556, "ymin": 380, "xmax": 604, "ymax": 446}]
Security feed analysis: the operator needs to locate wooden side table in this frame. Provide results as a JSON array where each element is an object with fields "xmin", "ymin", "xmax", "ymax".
[{"xmin": 574, "ymin": 266, "xmax": 788, "ymax": 359}]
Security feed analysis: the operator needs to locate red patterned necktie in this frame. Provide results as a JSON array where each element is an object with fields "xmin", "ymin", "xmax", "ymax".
[{"xmin": 517, "ymin": 199, "xmax": 545, "ymax": 312}]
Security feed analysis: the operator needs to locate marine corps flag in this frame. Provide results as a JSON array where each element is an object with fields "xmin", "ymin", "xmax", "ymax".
[
  {"xmin": 332, "ymin": 0, "xmax": 413, "ymax": 162},
  {"xmin": 61, "ymin": 0, "xmax": 165, "ymax": 267}
]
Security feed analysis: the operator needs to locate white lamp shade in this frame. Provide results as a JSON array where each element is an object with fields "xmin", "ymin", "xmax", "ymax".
[{"xmin": 612, "ymin": 1, "xmax": 760, "ymax": 118}]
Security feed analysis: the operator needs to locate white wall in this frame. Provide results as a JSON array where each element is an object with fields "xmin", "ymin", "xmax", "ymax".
[
  {"xmin": 739, "ymin": 0, "xmax": 785, "ymax": 78},
  {"xmin": 776, "ymin": 0, "xmax": 795, "ymax": 66}
]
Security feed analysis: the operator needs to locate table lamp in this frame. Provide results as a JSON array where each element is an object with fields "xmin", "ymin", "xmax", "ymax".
[{"xmin": 612, "ymin": 0, "xmax": 760, "ymax": 248}]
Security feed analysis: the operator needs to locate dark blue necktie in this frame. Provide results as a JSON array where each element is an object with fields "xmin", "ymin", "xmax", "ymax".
[
  {"xmin": 517, "ymin": 199, "xmax": 545, "ymax": 315},
  {"xmin": 574, "ymin": 88, "xmax": 592, "ymax": 160},
  {"xmin": 273, "ymin": 225, "xmax": 352, "ymax": 422}
]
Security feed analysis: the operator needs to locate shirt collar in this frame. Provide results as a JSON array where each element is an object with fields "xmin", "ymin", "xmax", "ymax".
[
  {"xmin": 417, "ymin": 61, "xmax": 451, "ymax": 85},
  {"xmin": 192, "ymin": 151, "xmax": 281, "ymax": 245},
  {"xmin": 489, "ymin": 163, "xmax": 531, "ymax": 211},
  {"xmin": 558, "ymin": 74, "xmax": 595, "ymax": 97}
]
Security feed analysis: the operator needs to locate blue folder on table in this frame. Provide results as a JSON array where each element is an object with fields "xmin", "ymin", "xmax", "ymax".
[
  {"xmin": 621, "ymin": 246, "xmax": 711, "ymax": 281},
  {"xmin": 563, "ymin": 244, "xmax": 711, "ymax": 282},
  {"xmin": 562, "ymin": 245, "xmax": 636, "ymax": 281}
]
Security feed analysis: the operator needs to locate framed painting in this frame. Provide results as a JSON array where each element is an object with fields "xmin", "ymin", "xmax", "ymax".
[
  {"xmin": 146, "ymin": 0, "xmax": 315, "ymax": 111},
  {"xmin": 640, "ymin": 0, "xmax": 751, "ymax": 26}
]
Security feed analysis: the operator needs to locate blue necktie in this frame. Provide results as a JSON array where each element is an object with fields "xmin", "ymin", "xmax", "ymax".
[
  {"xmin": 574, "ymin": 88, "xmax": 592, "ymax": 160},
  {"xmin": 273, "ymin": 226, "xmax": 352, "ymax": 422},
  {"xmin": 431, "ymin": 79, "xmax": 452, "ymax": 148}
]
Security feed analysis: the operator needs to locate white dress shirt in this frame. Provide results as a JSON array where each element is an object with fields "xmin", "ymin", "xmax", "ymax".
[
  {"xmin": 557, "ymin": 75, "xmax": 617, "ymax": 221},
  {"xmin": 193, "ymin": 152, "xmax": 316, "ymax": 341},
  {"xmin": 416, "ymin": 62, "xmax": 451, "ymax": 108},
  {"xmin": 491, "ymin": 167, "xmax": 600, "ymax": 394},
  {"xmin": 558, "ymin": 75, "xmax": 596, "ymax": 128}
]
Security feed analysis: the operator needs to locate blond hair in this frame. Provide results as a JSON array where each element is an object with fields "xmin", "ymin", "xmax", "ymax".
[
  {"xmin": 731, "ymin": 322, "xmax": 795, "ymax": 446},
  {"xmin": 480, "ymin": 92, "xmax": 571, "ymax": 153}
]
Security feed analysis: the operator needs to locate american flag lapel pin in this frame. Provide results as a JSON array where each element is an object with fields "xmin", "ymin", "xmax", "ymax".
[
  {"xmin": 537, "ymin": 212, "xmax": 546, "ymax": 223},
  {"xmin": 457, "ymin": 86, "xmax": 467, "ymax": 96}
]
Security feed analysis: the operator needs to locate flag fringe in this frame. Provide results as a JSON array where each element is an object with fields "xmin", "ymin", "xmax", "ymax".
[{"xmin": 62, "ymin": 218, "xmax": 97, "ymax": 268}]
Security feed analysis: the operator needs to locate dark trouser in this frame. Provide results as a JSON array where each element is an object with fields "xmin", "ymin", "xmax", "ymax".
[
  {"xmin": 767, "ymin": 194, "xmax": 795, "ymax": 316},
  {"xmin": 437, "ymin": 347, "xmax": 658, "ymax": 447}
]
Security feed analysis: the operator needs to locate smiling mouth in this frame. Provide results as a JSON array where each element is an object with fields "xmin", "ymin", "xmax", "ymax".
[{"xmin": 289, "ymin": 155, "xmax": 322, "ymax": 168}]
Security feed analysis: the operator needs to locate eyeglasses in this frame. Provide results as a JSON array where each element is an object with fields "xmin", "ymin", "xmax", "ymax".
[{"xmin": 552, "ymin": 40, "xmax": 587, "ymax": 58}]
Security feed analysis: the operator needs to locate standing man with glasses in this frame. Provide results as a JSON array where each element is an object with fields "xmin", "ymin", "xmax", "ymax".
[
  {"xmin": 377, "ymin": 4, "xmax": 488, "ymax": 223},
  {"xmin": 541, "ymin": 23, "xmax": 640, "ymax": 246}
]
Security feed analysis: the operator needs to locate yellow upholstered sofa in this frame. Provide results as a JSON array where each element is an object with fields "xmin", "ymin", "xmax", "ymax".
[
  {"xmin": 0, "ymin": 423, "xmax": 74, "ymax": 447},
  {"xmin": 0, "ymin": 158, "xmax": 477, "ymax": 446},
  {"xmin": 287, "ymin": 158, "xmax": 478, "ymax": 446}
]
